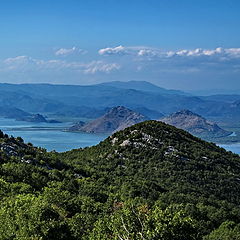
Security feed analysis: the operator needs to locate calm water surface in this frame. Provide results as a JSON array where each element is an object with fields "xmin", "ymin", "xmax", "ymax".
[
  {"xmin": 1, "ymin": 118, "xmax": 240, "ymax": 154},
  {"xmin": 219, "ymin": 144, "xmax": 240, "ymax": 155},
  {"xmin": 0, "ymin": 118, "xmax": 108, "ymax": 152}
]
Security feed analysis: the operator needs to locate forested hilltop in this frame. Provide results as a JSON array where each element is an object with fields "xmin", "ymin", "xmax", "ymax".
[{"xmin": 0, "ymin": 121, "xmax": 240, "ymax": 239}]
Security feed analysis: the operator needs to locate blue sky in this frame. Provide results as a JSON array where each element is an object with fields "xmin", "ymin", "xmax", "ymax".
[{"xmin": 0, "ymin": 0, "xmax": 240, "ymax": 90}]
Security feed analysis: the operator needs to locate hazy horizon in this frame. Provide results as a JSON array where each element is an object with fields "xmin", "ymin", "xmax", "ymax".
[{"xmin": 0, "ymin": 0, "xmax": 239, "ymax": 91}]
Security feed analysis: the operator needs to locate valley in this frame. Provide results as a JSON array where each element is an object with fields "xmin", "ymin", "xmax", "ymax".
[
  {"xmin": 1, "ymin": 81, "xmax": 240, "ymax": 154},
  {"xmin": 2, "ymin": 1, "xmax": 240, "ymax": 239}
]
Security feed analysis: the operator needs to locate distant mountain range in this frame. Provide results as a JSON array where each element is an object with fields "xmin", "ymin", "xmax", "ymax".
[
  {"xmin": 0, "ymin": 106, "xmax": 30, "ymax": 120},
  {"xmin": 189, "ymin": 88, "xmax": 240, "ymax": 96},
  {"xmin": 97, "ymin": 80, "xmax": 188, "ymax": 95},
  {"xmin": 0, "ymin": 106, "xmax": 60, "ymax": 123},
  {"xmin": 0, "ymin": 80, "xmax": 240, "ymax": 122}
]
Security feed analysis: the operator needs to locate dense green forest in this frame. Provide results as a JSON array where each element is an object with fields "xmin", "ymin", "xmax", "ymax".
[{"xmin": 0, "ymin": 121, "xmax": 240, "ymax": 239}]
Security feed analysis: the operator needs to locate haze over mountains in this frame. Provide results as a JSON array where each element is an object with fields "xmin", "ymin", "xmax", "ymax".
[
  {"xmin": 0, "ymin": 106, "xmax": 58, "ymax": 123},
  {"xmin": 0, "ymin": 80, "xmax": 240, "ymax": 122},
  {"xmin": 97, "ymin": 80, "xmax": 187, "ymax": 95}
]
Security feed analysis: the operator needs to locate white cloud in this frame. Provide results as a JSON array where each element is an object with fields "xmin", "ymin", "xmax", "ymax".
[
  {"xmin": 1, "ymin": 56, "xmax": 120, "ymax": 75},
  {"xmin": 98, "ymin": 46, "xmax": 240, "ymax": 61},
  {"xmin": 3, "ymin": 56, "xmax": 40, "ymax": 72},
  {"xmin": 4, "ymin": 56, "xmax": 37, "ymax": 65},
  {"xmin": 173, "ymin": 47, "xmax": 226, "ymax": 57},
  {"xmin": 98, "ymin": 45, "xmax": 127, "ymax": 55},
  {"xmin": 98, "ymin": 45, "xmax": 240, "ymax": 75},
  {"xmin": 83, "ymin": 61, "xmax": 120, "ymax": 74},
  {"xmin": 98, "ymin": 45, "xmax": 160, "ymax": 57},
  {"xmin": 1, "ymin": 46, "xmax": 240, "ymax": 83},
  {"xmin": 55, "ymin": 47, "xmax": 87, "ymax": 56}
]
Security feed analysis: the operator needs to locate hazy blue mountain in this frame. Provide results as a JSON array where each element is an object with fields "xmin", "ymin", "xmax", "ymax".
[
  {"xmin": 54, "ymin": 106, "xmax": 106, "ymax": 118},
  {"xmin": 0, "ymin": 82, "xmax": 240, "ymax": 120},
  {"xmin": 0, "ymin": 83, "xmax": 201, "ymax": 114},
  {"xmin": 132, "ymin": 107, "xmax": 164, "ymax": 119},
  {"xmin": 0, "ymin": 106, "xmax": 50, "ymax": 123},
  {"xmin": 97, "ymin": 80, "xmax": 188, "ymax": 95},
  {"xmin": 0, "ymin": 90, "xmax": 63, "ymax": 113},
  {"xmin": 189, "ymin": 88, "xmax": 240, "ymax": 96},
  {"xmin": 0, "ymin": 106, "xmax": 31, "ymax": 119},
  {"xmin": 200, "ymin": 94, "xmax": 240, "ymax": 103},
  {"xmin": 55, "ymin": 105, "xmax": 164, "ymax": 120}
]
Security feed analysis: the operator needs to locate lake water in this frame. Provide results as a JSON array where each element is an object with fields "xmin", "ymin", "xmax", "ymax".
[
  {"xmin": 218, "ymin": 144, "xmax": 240, "ymax": 155},
  {"xmin": 1, "ymin": 117, "xmax": 240, "ymax": 155},
  {"xmin": 0, "ymin": 118, "xmax": 108, "ymax": 152}
]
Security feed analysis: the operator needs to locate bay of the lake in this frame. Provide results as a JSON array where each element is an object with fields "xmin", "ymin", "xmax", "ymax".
[
  {"xmin": 0, "ymin": 118, "xmax": 108, "ymax": 152},
  {"xmin": 1, "ymin": 117, "xmax": 240, "ymax": 155},
  {"xmin": 219, "ymin": 143, "xmax": 240, "ymax": 155}
]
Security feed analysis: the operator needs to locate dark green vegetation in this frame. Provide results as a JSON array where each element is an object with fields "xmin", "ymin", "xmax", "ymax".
[{"xmin": 0, "ymin": 121, "xmax": 240, "ymax": 239}]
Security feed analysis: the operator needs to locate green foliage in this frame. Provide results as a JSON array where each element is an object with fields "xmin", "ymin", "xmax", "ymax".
[
  {"xmin": 0, "ymin": 121, "xmax": 240, "ymax": 239},
  {"xmin": 90, "ymin": 202, "xmax": 197, "ymax": 240},
  {"xmin": 0, "ymin": 194, "xmax": 71, "ymax": 240},
  {"xmin": 204, "ymin": 221, "xmax": 240, "ymax": 240}
]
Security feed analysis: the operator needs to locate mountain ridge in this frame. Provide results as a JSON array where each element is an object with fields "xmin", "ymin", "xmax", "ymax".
[
  {"xmin": 160, "ymin": 109, "xmax": 231, "ymax": 138},
  {"xmin": 0, "ymin": 81, "xmax": 239, "ymax": 120},
  {"xmin": 0, "ymin": 81, "xmax": 240, "ymax": 123},
  {"xmin": 69, "ymin": 106, "xmax": 149, "ymax": 133},
  {"xmin": 97, "ymin": 80, "xmax": 188, "ymax": 95}
]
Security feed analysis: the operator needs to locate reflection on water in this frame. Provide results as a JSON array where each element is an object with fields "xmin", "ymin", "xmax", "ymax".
[{"xmin": 0, "ymin": 118, "xmax": 108, "ymax": 152}]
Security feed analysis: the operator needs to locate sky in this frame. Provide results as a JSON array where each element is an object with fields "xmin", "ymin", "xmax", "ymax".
[{"xmin": 0, "ymin": 0, "xmax": 240, "ymax": 91}]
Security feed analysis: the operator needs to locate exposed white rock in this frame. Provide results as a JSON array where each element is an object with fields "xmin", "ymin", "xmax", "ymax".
[
  {"xmin": 120, "ymin": 140, "xmax": 131, "ymax": 147},
  {"xmin": 111, "ymin": 137, "xmax": 118, "ymax": 145}
]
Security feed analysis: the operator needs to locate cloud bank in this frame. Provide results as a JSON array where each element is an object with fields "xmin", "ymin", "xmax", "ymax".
[
  {"xmin": 99, "ymin": 45, "xmax": 240, "ymax": 61},
  {"xmin": 2, "ymin": 56, "xmax": 120, "ymax": 74},
  {"xmin": 98, "ymin": 46, "xmax": 240, "ymax": 74},
  {"xmin": 55, "ymin": 47, "xmax": 87, "ymax": 56},
  {"xmin": 0, "ymin": 45, "xmax": 239, "ymax": 88}
]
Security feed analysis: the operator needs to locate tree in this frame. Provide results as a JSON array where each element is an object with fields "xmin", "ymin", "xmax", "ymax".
[
  {"xmin": 89, "ymin": 202, "xmax": 197, "ymax": 240},
  {"xmin": 204, "ymin": 221, "xmax": 240, "ymax": 240}
]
